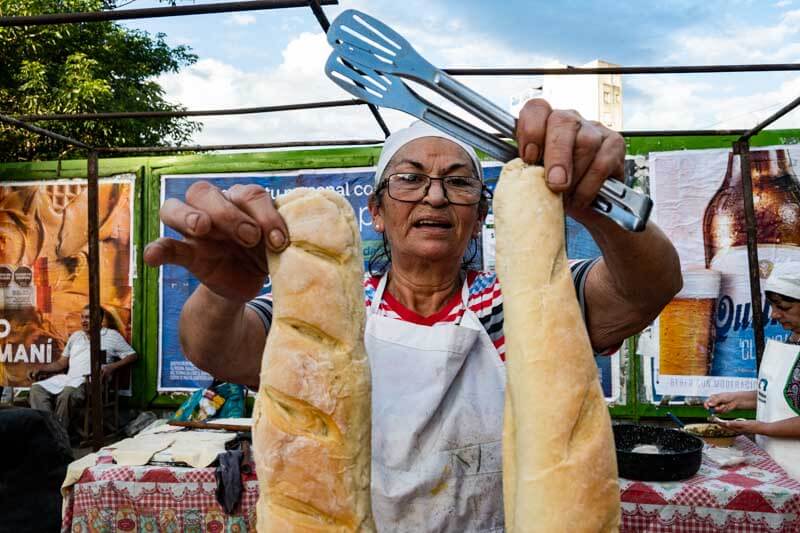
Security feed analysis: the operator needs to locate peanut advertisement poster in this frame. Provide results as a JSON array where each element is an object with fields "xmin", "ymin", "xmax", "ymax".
[{"xmin": 0, "ymin": 176, "xmax": 134, "ymax": 387}]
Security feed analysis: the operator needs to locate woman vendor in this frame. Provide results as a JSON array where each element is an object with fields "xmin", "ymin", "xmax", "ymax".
[
  {"xmin": 705, "ymin": 262, "xmax": 800, "ymax": 481},
  {"xmin": 144, "ymin": 99, "xmax": 682, "ymax": 530}
]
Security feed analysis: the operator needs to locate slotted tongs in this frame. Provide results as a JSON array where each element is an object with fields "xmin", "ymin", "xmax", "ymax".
[{"xmin": 324, "ymin": 9, "xmax": 652, "ymax": 232}]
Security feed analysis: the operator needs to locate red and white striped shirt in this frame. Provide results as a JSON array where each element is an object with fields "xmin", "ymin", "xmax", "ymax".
[{"xmin": 248, "ymin": 259, "xmax": 598, "ymax": 361}]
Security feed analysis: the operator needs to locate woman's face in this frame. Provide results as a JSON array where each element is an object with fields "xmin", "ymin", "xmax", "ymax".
[
  {"xmin": 370, "ymin": 137, "xmax": 483, "ymax": 267},
  {"xmin": 767, "ymin": 293, "xmax": 800, "ymax": 334}
]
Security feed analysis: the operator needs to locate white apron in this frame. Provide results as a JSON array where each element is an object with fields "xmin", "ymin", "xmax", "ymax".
[
  {"xmin": 756, "ymin": 339, "xmax": 800, "ymax": 481},
  {"xmin": 365, "ymin": 273, "xmax": 506, "ymax": 532}
]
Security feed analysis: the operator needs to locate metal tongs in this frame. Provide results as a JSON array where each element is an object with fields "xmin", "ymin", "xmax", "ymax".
[{"xmin": 324, "ymin": 9, "xmax": 652, "ymax": 232}]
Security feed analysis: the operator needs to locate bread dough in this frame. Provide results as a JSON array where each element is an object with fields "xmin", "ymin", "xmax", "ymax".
[
  {"xmin": 110, "ymin": 434, "xmax": 175, "ymax": 466},
  {"xmin": 253, "ymin": 188, "xmax": 375, "ymax": 532},
  {"xmin": 494, "ymin": 160, "xmax": 620, "ymax": 532},
  {"xmin": 631, "ymin": 444, "xmax": 660, "ymax": 455}
]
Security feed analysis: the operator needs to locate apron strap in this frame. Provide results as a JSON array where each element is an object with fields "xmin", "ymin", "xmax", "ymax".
[{"xmin": 369, "ymin": 272, "xmax": 390, "ymax": 314}]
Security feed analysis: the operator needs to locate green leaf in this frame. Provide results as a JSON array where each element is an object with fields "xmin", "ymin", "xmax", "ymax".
[{"xmin": 0, "ymin": 0, "xmax": 201, "ymax": 161}]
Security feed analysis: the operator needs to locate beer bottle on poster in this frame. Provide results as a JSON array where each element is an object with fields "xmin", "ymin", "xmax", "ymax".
[{"xmin": 703, "ymin": 149, "xmax": 800, "ymax": 377}]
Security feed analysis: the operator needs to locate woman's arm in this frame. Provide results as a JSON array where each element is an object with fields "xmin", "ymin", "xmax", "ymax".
[
  {"xmin": 755, "ymin": 417, "xmax": 800, "ymax": 439},
  {"xmin": 705, "ymin": 391, "xmax": 758, "ymax": 413},
  {"xmin": 581, "ymin": 215, "xmax": 682, "ymax": 352},
  {"xmin": 179, "ymin": 285, "xmax": 267, "ymax": 388}
]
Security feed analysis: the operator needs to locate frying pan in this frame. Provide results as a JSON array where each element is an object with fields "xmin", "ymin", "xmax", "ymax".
[{"xmin": 613, "ymin": 424, "xmax": 704, "ymax": 481}]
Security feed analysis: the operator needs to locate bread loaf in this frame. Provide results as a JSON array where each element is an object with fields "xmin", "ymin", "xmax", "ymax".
[
  {"xmin": 494, "ymin": 160, "xmax": 620, "ymax": 532},
  {"xmin": 252, "ymin": 188, "xmax": 375, "ymax": 532}
]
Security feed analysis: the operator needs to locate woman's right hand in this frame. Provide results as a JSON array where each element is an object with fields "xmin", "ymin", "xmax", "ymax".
[
  {"xmin": 704, "ymin": 391, "xmax": 755, "ymax": 413},
  {"xmin": 28, "ymin": 369, "xmax": 39, "ymax": 381},
  {"xmin": 143, "ymin": 182, "xmax": 289, "ymax": 304}
]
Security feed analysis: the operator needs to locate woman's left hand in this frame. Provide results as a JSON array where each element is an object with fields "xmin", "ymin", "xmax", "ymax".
[{"xmin": 516, "ymin": 99, "xmax": 625, "ymax": 222}]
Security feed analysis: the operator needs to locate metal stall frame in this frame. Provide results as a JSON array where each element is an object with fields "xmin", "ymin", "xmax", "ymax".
[{"xmin": 1, "ymin": 1, "xmax": 800, "ymax": 443}]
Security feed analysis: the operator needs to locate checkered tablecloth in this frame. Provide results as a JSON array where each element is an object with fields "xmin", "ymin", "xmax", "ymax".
[
  {"xmin": 620, "ymin": 436, "xmax": 800, "ymax": 532},
  {"xmin": 61, "ymin": 450, "xmax": 258, "ymax": 532},
  {"xmin": 62, "ymin": 436, "xmax": 800, "ymax": 532}
]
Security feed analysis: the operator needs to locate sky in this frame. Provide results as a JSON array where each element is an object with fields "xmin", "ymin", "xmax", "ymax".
[{"xmin": 117, "ymin": 0, "xmax": 800, "ymax": 146}]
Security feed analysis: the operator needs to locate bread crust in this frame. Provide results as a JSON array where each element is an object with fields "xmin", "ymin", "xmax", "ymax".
[
  {"xmin": 253, "ymin": 188, "xmax": 375, "ymax": 532},
  {"xmin": 495, "ymin": 160, "xmax": 620, "ymax": 532}
]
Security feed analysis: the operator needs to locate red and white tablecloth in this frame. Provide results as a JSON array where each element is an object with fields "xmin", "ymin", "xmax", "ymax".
[
  {"xmin": 62, "ymin": 436, "xmax": 800, "ymax": 532},
  {"xmin": 621, "ymin": 436, "xmax": 800, "ymax": 532},
  {"xmin": 62, "ymin": 451, "xmax": 258, "ymax": 532}
]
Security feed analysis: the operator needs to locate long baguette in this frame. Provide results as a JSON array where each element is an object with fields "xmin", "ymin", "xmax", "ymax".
[
  {"xmin": 252, "ymin": 188, "xmax": 375, "ymax": 532},
  {"xmin": 494, "ymin": 160, "xmax": 620, "ymax": 532}
]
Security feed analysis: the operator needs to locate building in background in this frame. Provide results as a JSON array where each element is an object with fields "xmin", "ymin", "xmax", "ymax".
[{"xmin": 510, "ymin": 59, "xmax": 623, "ymax": 130}]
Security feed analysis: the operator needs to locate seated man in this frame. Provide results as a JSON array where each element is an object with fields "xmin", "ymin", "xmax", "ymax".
[{"xmin": 28, "ymin": 305, "xmax": 137, "ymax": 431}]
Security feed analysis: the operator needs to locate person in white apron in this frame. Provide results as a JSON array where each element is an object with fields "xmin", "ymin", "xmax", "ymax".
[
  {"xmin": 706, "ymin": 262, "xmax": 800, "ymax": 480},
  {"xmin": 153, "ymin": 108, "xmax": 683, "ymax": 531}
]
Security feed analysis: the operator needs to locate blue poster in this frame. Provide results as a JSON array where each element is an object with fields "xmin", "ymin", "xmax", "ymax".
[{"xmin": 158, "ymin": 169, "xmax": 381, "ymax": 391}]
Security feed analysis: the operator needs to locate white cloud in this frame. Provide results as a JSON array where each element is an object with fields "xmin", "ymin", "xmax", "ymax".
[
  {"xmin": 158, "ymin": 10, "xmax": 560, "ymax": 146},
  {"xmin": 226, "ymin": 13, "xmax": 256, "ymax": 26},
  {"xmin": 626, "ymin": 9, "xmax": 800, "ymax": 131},
  {"xmin": 625, "ymin": 75, "xmax": 800, "ymax": 131},
  {"xmin": 775, "ymin": 0, "xmax": 792, "ymax": 7},
  {"xmin": 157, "ymin": 1, "xmax": 800, "ymax": 147},
  {"xmin": 157, "ymin": 32, "xmax": 390, "ymax": 144},
  {"xmin": 666, "ymin": 9, "xmax": 800, "ymax": 63}
]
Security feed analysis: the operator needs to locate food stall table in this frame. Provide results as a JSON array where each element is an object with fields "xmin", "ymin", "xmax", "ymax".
[
  {"xmin": 61, "ymin": 450, "xmax": 258, "ymax": 532},
  {"xmin": 63, "ymin": 436, "xmax": 800, "ymax": 532},
  {"xmin": 620, "ymin": 436, "xmax": 800, "ymax": 532}
]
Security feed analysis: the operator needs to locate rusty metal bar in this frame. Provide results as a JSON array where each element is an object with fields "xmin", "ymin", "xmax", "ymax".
[
  {"xmin": 489, "ymin": 129, "xmax": 748, "ymax": 139},
  {"xmin": 740, "ymin": 94, "xmax": 800, "ymax": 141},
  {"xmin": 0, "ymin": 0, "xmax": 338, "ymax": 26},
  {"xmin": 621, "ymin": 129, "xmax": 748, "ymax": 137},
  {"xmin": 98, "ymin": 139, "xmax": 384, "ymax": 154},
  {"xmin": 733, "ymin": 140, "xmax": 766, "ymax": 369},
  {"xmin": 86, "ymin": 151, "xmax": 104, "ymax": 450},
  {"xmin": 14, "ymin": 99, "xmax": 366, "ymax": 122},
  {"xmin": 445, "ymin": 63, "xmax": 800, "ymax": 76},
  {"xmin": 309, "ymin": 0, "xmax": 330, "ymax": 31},
  {"xmin": 0, "ymin": 113, "xmax": 92, "ymax": 149},
  {"xmin": 306, "ymin": 0, "xmax": 390, "ymax": 137}
]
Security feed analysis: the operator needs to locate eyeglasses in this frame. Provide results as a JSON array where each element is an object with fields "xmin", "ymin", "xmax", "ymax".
[{"xmin": 384, "ymin": 173, "xmax": 490, "ymax": 206}]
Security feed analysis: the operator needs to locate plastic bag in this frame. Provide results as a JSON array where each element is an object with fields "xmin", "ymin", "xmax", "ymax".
[{"xmin": 172, "ymin": 382, "xmax": 246, "ymax": 422}]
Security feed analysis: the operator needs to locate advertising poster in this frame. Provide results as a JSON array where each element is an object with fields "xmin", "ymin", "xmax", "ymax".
[
  {"xmin": 0, "ymin": 177, "xmax": 135, "ymax": 388},
  {"xmin": 565, "ymin": 217, "xmax": 621, "ymax": 403},
  {"xmin": 646, "ymin": 146, "xmax": 800, "ymax": 399}
]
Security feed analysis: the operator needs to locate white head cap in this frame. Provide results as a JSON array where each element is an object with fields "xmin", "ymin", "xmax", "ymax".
[
  {"xmin": 765, "ymin": 262, "xmax": 800, "ymax": 300},
  {"xmin": 374, "ymin": 121, "xmax": 483, "ymax": 186}
]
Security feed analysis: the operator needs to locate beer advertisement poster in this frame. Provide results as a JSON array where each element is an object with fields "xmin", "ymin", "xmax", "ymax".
[
  {"xmin": 0, "ymin": 177, "xmax": 135, "ymax": 388},
  {"xmin": 646, "ymin": 146, "xmax": 800, "ymax": 398}
]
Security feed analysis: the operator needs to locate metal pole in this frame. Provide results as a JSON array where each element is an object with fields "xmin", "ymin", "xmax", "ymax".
[
  {"xmin": 16, "ymin": 99, "xmax": 366, "ymax": 122},
  {"xmin": 445, "ymin": 63, "xmax": 800, "ymax": 76},
  {"xmin": 733, "ymin": 140, "xmax": 766, "ymax": 369},
  {"xmin": 306, "ymin": 0, "xmax": 390, "ymax": 137},
  {"xmin": 87, "ymin": 151, "xmax": 104, "ymax": 450},
  {"xmin": 309, "ymin": 0, "xmax": 330, "ymax": 31},
  {"xmin": 0, "ymin": 0, "xmax": 338, "ymax": 26},
  {"xmin": 740, "ymin": 94, "xmax": 800, "ymax": 141},
  {"xmin": 621, "ymin": 129, "xmax": 747, "ymax": 137},
  {"xmin": 97, "ymin": 139, "xmax": 384, "ymax": 154},
  {"xmin": 0, "ymin": 113, "xmax": 92, "ymax": 150}
]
